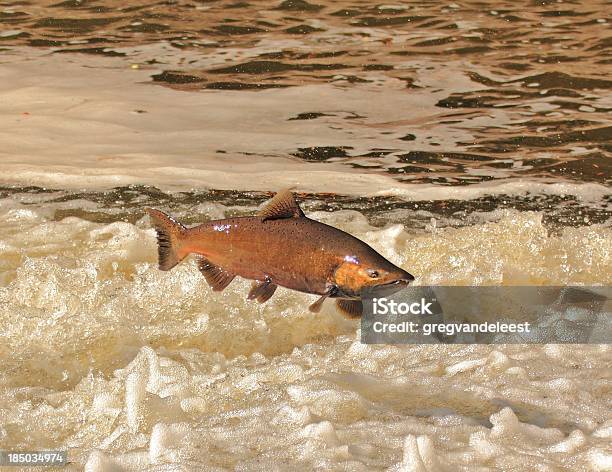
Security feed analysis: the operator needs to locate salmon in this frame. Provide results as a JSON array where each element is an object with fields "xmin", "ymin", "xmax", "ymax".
[{"xmin": 146, "ymin": 190, "xmax": 414, "ymax": 318}]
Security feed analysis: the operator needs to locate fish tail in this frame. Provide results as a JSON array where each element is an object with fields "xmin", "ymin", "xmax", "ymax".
[{"xmin": 146, "ymin": 208, "xmax": 188, "ymax": 271}]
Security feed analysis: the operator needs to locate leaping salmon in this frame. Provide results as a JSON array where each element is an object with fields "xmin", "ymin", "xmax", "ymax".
[{"xmin": 146, "ymin": 190, "xmax": 415, "ymax": 318}]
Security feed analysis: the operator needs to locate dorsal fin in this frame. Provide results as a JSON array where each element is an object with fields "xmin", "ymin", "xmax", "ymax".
[{"xmin": 259, "ymin": 189, "xmax": 305, "ymax": 221}]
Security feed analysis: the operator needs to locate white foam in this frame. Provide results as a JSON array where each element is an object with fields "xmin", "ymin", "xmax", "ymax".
[
  {"xmin": 149, "ymin": 422, "xmax": 190, "ymax": 464},
  {"xmin": 589, "ymin": 449, "xmax": 612, "ymax": 471},
  {"xmin": 302, "ymin": 421, "xmax": 341, "ymax": 447},
  {"xmin": 399, "ymin": 435, "xmax": 446, "ymax": 472},
  {"xmin": 0, "ymin": 194, "xmax": 610, "ymax": 470},
  {"xmin": 125, "ymin": 371, "xmax": 146, "ymax": 431},
  {"xmin": 84, "ymin": 450, "xmax": 124, "ymax": 472}
]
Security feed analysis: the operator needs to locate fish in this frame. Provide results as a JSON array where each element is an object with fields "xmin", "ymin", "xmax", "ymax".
[{"xmin": 146, "ymin": 190, "xmax": 415, "ymax": 318}]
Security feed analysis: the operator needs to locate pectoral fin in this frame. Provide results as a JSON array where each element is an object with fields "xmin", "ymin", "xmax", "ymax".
[
  {"xmin": 308, "ymin": 294, "xmax": 328, "ymax": 313},
  {"xmin": 198, "ymin": 258, "xmax": 235, "ymax": 291},
  {"xmin": 336, "ymin": 299, "xmax": 363, "ymax": 319},
  {"xmin": 308, "ymin": 285, "xmax": 338, "ymax": 313},
  {"xmin": 248, "ymin": 279, "xmax": 277, "ymax": 304}
]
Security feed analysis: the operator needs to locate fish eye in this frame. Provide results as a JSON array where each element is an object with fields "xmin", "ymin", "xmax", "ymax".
[{"xmin": 367, "ymin": 269, "xmax": 380, "ymax": 279}]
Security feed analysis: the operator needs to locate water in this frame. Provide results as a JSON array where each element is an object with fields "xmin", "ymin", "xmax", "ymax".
[{"xmin": 0, "ymin": 1, "xmax": 610, "ymax": 470}]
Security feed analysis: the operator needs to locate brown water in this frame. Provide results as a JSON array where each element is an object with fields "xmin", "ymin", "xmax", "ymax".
[
  {"xmin": 0, "ymin": 2, "xmax": 611, "ymax": 471},
  {"xmin": 1, "ymin": 0, "xmax": 610, "ymax": 193}
]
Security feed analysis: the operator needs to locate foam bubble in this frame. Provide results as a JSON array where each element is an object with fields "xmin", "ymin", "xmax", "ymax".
[{"xmin": 0, "ymin": 200, "xmax": 610, "ymax": 469}]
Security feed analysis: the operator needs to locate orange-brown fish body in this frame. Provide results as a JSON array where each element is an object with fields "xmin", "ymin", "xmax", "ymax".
[
  {"xmin": 147, "ymin": 190, "xmax": 415, "ymax": 317},
  {"xmin": 183, "ymin": 217, "xmax": 337, "ymax": 295},
  {"xmin": 182, "ymin": 216, "xmax": 408, "ymax": 296}
]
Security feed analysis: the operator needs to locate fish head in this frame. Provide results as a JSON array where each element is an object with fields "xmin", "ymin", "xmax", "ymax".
[{"xmin": 333, "ymin": 254, "xmax": 415, "ymax": 298}]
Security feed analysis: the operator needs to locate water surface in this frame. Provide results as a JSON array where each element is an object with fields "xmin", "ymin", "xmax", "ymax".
[{"xmin": 0, "ymin": 1, "xmax": 611, "ymax": 470}]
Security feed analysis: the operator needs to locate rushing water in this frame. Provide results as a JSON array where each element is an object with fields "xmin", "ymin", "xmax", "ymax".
[{"xmin": 0, "ymin": 1, "xmax": 610, "ymax": 470}]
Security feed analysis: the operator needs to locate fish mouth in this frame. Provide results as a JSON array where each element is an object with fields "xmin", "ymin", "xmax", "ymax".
[
  {"xmin": 382, "ymin": 271, "xmax": 415, "ymax": 287},
  {"xmin": 369, "ymin": 273, "xmax": 415, "ymax": 296},
  {"xmin": 380, "ymin": 278, "xmax": 412, "ymax": 288}
]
